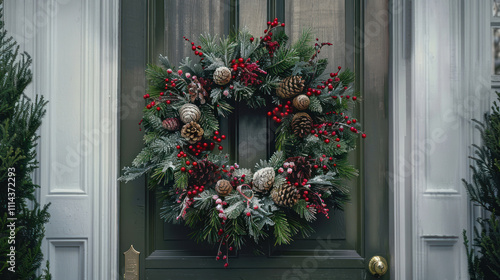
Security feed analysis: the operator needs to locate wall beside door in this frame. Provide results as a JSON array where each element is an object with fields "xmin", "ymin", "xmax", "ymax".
[{"xmin": 4, "ymin": 1, "xmax": 120, "ymax": 279}]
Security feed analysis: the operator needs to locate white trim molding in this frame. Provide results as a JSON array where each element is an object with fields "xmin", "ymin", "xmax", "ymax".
[
  {"xmin": 4, "ymin": 0, "xmax": 120, "ymax": 279},
  {"xmin": 390, "ymin": 0, "xmax": 491, "ymax": 279}
]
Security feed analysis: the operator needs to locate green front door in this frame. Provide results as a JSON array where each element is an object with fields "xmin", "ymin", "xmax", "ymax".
[{"xmin": 120, "ymin": 0, "xmax": 389, "ymax": 279}]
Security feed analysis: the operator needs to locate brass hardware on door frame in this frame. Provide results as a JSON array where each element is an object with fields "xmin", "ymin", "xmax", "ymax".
[
  {"xmin": 124, "ymin": 245, "xmax": 140, "ymax": 280},
  {"xmin": 368, "ymin": 256, "xmax": 388, "ymax": 277}
]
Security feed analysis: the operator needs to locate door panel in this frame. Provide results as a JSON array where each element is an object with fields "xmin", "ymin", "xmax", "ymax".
[{"xmin": 120, "ymin": 0, "xmax": 389, "ymax": 279}]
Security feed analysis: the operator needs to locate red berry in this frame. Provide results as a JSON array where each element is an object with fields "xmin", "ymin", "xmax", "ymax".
[
  {"xmin": 166, "ymin": 100, "xmax": 171, "ymax": 104},
  {"xmin": 337, "ymin": 144, "xmax": 341, "ymax": 148},
  {"xmin": 324, "ymin": 139, "xmax": 330, "ymax": 144},
  {"xmin": 352, "ymin": 96, "xmax": 357, "ymax": 101},
  {"xmin": 176, "ymin": 145, "xmax": 181, "ymax": 149},
  {"xmin": 246, "ymin": 212, "xmax": 251, "ymax": 217},
  {"xmin": 362, "ymin": 134, "xmax": 367, "ymax": 138},
  {"xmin": 281, "ymin": 23, "xmax": 285, "ymax": 27},
  {"xmin": 221, "ymin": 135, "xmax": 226, "ymax": 140},
  {"xmin": 224, "ymin": 263, "xmax": 229, "ymax": 268},
  {"xmin": 186, "ymin": 161, "xmax": 190, "ymax": 165},
  {"xmin": 250, "ymin": 37, "xmax": 254, "ymax": 42},
  {"xmin": 218, "ymin": 146, "xmax": 223, "ymax": 150},
  {"xmin": 181, "ymin": 167, "xmax": 186, "ymax": 172},
  {"xmin": 156, "ymin": 107, "xmax": 161, "ymax": 111},
  {"xmin": 192, "ymin": 162, "xmax": 198, "ymax": 166}
]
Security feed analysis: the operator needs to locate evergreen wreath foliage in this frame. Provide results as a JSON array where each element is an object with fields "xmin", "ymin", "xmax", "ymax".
[{"xmin": 120, "ymin": 19, "xmax": 366, "ymax": 266}]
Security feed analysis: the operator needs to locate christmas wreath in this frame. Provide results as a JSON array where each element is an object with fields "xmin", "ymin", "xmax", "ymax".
[{"xmin": 120, "ymin": 19, "xmax": 366, "ymax": 267}]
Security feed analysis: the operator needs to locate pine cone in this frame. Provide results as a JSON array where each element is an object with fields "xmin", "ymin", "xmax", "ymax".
[
  {"xmin": 213, "ymin": 66, "xmax": 232, "ymax": 85},
  {"xmin": 293, "ymin": 94, "xmax": 310, "ymax": 111},
  {"xmin": 252, "ymin": 167, "xmax": 275, "ymax": 192},
  {"xmin": 276, "ymin": 76, "xmax": 305, "ymax": 99},
  {"xmin": 292, "ymin": 112, "xmax": 313, "ymax": 138},
  {"xmin": 215, "ymin": 179, "xmax": 233, "ymax": 196},
  {"xmin": 181, "ymin": 121, "xmax": 204, "ymax": 144},
  {"xmin": 284, "ymin": 156, "xmax": 313, "ymax": 185},
  {"xmin": 271, "ymin": 184, "xmax": 300, "ymax": 207},
  {"xmin": 162, "ymin": 118, "xmax": 181, "ymax": 131},
  {"xmin": 189, "ymin": 159, "xmax": 219, "ymax": 187},
  {"xmin": 179, "ymin": 103, "xmax": 201, "ymax": 124},
  {"xmin": 187, "ymin": 77, "xmax": 208, "ymax": 104}
]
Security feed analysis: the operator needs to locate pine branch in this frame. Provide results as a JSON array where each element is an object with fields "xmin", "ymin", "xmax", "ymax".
[
  {"xmin": 271, "ymin": 211, "xmax": 293, "ymax": 245},
  {"xmin": 292, "ymin": 28, "xmax": 316, "ymax": 61},
  {"xmin": 199, "ymin": 105, "xmax": 219, "ymax": 137},
  {"xmin": 266, "ymin": 48, "xmax": 299, "ymax": 76},
  {"xmin": 292, "ymin": 199, "xmax": 317, "ymax": 222}
]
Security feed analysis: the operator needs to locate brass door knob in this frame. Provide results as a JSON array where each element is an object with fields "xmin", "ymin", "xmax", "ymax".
[{"xmin": 368, "ymin": 256, "xmax": 388, "ymax": 277}]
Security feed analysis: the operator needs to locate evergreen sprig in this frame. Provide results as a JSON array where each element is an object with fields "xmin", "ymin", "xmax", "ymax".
[
  {"xmin": 0, "ymin": 7, "xmax": 51, "ymax": 278},
  {"xmin": 463, "ymin": 92, "xmax": 500, "ymax": 279}
]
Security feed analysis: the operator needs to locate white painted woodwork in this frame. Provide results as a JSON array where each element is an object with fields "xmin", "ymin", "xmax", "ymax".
[
  {"xmin": 4, "ymin": 0, "xmax": 119, "ymax": 279},
  {"xmin": 390, "ymin": 0, "xmax": 492, "ymax": 279}
]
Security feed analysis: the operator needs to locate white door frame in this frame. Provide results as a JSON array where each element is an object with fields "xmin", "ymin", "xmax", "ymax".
[
  {"xmin": 4, "ymin": 0, "xmax": 120, "ymax": 279},
  {"xmin": 390, "ymin": 0, "xmax": 491, "ymax": 279}
]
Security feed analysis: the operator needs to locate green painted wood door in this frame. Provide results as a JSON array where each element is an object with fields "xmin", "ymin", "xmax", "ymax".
[{"xmin": 120, "ymin": 0, "xmax": 390, "ymax": 279}]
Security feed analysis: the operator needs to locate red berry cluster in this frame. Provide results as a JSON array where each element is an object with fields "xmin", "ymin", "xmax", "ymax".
[
  {"xmin": 212, "ymin": 131, "xmax": 226, "ymax": 151},
  {"xmin": 231, "ymin": 57, "xmax": 249, "ymax": 71},
  {"xmin": 186, "ymin": 184, "xmax": 205, "ymax": 198},
  {"xmin": 189, "ymin": 142, "xmax": 215, "ymax": 156},
  {"xmin": 305, "ymin": 87, "xmax": 322, "ymax": 97},
  {"xmin": 304, "ymin": 191, "xmax": 330, "ymax": 218},
  {"xmin": 260, "ymin": 18, "xmax": 285, "ymax": 58},
  {"xmin": 176, "ymin": 148, "xmax": 188, "ymax": 159},
  {"xmin": 267, "ymin": 102, "xmax": 294, "ymax": 123},
  {"xmin": 143, "ymin": 91, "xmax": 176, "ymax": 110},
  {"xmin": 164, "ymin": 76, "xmax": 178, "ymax": 89},
  {"xmin": 221, "ymin": 164, "xmax": 246, "ymax": 185},
  {"xmin": 230, "ymin": 58, "xmax": 266, "ymax": 86},
  {"xmin": 309, "ymin": 38, "xmax": 333, "ymax": 62},
  {"xmin": 182, "ymin": 36, "xmax": 203, "ymax": 58}
]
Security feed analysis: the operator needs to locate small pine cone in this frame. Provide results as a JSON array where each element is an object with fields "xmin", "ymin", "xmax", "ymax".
[
  {"xmin": 179, "ymin": 103, "xmax": 201, "ymax": 124},
  {"xmin": 284, "ymin": 156, "xmax": 313, "ymax": 184},
  {"xmin": 189, "ymin": 159, "xmax": 219, "ymax": 186},
  {"xmin": 181, "ymin": 121, "xmax": 204, "ymax": 144},
  {"xmin": 162, "ymin": 118, "xmax": 181, "ymax": 131},
  {"xmin": 215, "ymin": 179, "xmax": 233, "ymax": 196},
  {"xmin": 252, "ymin": 167, "xmax": 275, "ymax": 192},
  {"xmin": 293, "ymin": 94, "xmax": 310, "ymax": 111},
  {"xmin": 213, "ymin": 66, "xmax": 232, "ymax": 85},
  {"xmin": 271, "ymin": 184, "xmax": 300, "ymax": 207},
  {"xmin": 292, "ymin": 112, "xmax": 313, "ymax": 138},
  {"xmin": 276, "ymin": 76, "xmax": 305, "ymax": 99}
]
